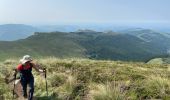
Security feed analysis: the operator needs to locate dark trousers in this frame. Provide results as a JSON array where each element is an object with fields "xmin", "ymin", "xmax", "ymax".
[{"xmin": 20, "ymin": 77, "xmax": 34, "ymax": 100}]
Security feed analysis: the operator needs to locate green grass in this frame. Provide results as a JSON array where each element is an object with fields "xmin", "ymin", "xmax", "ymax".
[{"xmin": 0, "ymin": 57, "xmax": 170, "ymax": 100}]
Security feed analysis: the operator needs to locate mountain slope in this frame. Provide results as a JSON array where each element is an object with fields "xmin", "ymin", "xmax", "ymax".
[
  {"xmin": 81, "ymin": 34, "xmax": 154, "ymax": 60},
  {"xmin": 0, "ymin": 32, "xmax": 86, "ymax": 60},
  {"xmin": 0, "ymin": 31, "xmax": 169, "ymax": 61},
  {"xmin": 120, "ymin": 28, "xmax": 170, "ymax": 52}
]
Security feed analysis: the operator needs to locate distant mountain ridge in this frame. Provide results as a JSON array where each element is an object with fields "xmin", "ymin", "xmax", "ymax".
[
  {"xmin": 1, "ymin": 24, "xmax": 170, "ymax": 41},
  {"xmin": 0, "ymin": 24, "xmax": 39, "ymax": 41},
  {"xmin": 0, "ymin": 30, "xmax": 169, "ymax": 61}
]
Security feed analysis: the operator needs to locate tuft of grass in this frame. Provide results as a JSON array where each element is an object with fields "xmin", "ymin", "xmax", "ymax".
[
  {"xmin": 89, "ymin": 82, "xmax": 126, "ymax": 100},
  {"xmin": 136, "ymin": 75, "xmax": 170, "ymax": 99}
]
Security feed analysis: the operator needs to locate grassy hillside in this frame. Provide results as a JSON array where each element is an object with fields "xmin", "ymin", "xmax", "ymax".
[
  {"xmin": 0, "ymin": 58, "xmax": 170, "ymax": 100},
  {"xmin": 0, "ymin": 31, "xmax": 168, "ymax": 62},
  {"xmin": 0, "ymin": 32, "xmax": 86, "ymax": 61}
]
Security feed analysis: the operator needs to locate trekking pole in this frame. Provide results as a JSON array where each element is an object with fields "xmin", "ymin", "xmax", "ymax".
[
  {"xmin": 44, "ymin": 68, "xmax": 48, "ymax": 97},
  {"xmin": 12, "ymin": 69, "xmax": 17, "ymax": 100}
]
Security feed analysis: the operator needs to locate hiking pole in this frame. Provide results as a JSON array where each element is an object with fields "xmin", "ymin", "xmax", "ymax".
[
  {"xmin": 12, "ymin": 69, "xmax": 17, "ymax": 100},
  {"xmin": 44, "ymin": 68, "xmax": 48, "ymax": 97}
]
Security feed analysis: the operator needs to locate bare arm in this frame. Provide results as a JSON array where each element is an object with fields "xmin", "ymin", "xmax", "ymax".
[{"xmin": 32, "ymin": 63, "xmax": 44, "ymax": 73}]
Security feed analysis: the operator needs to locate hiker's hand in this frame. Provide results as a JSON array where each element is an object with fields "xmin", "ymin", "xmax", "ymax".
[
  {"xmin": 12, "ymin": 69, "xmax": 17, "ymax": 77},
  {"xmin": 43, "ymin": 68, "xmax": 46, "ymax": 73},
  {"xmin": 39, "ymin": 68, "xmax": 46, "ymax": 73}
]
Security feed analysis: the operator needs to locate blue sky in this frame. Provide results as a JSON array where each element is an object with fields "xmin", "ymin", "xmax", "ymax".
[{"xmin": 0, "ymin": 0, "xmax": 169, "ymax": 25}]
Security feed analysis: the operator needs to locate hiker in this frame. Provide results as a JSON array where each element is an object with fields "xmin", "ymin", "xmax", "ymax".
[{"xmin": 13, "ymin": 55, "xmax": 45, "ymax": 100}]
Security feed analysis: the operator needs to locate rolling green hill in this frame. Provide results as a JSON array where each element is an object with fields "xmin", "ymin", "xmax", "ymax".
[
  {"xmin": 0, "ymin": 32, "xmax": 86, "ymax": 60},
  {"xmin": 0, "ymin": 31, "xmax": 169, "ymax": 61}
]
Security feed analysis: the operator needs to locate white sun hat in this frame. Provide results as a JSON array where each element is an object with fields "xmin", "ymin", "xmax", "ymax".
[{"xmin": 20, "ymin": 55, "xmax": 33, "ymax": 64}]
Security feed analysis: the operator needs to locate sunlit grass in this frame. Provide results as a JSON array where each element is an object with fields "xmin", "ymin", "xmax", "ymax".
[{"xmin": 0, "ymin": 57, "xmax": 170, "ymax": 100}]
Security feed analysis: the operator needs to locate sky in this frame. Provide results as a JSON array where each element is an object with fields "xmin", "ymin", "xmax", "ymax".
[{"xmin": 0, "ymin": 0, "xmax": 170, "ymax": 25}]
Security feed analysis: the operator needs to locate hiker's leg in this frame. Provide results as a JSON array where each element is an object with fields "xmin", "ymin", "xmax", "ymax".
[
  {"xmin": 20, "ymin": 79, "xmax": 27, "ymax": 97},
  {"xmin": 28, "ymin": 78, "xmax": 34, "ymax": 100}
]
